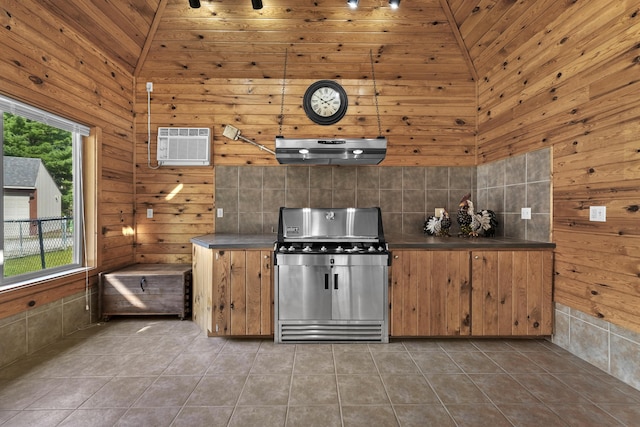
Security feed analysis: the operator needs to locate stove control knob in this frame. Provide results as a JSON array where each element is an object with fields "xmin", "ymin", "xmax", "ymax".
[
  {"xmin": 335, "ymin": 246, "xmax": 344, "ymax": 253},
  {"xmin": 320, "ymin": 246, "xmax": 327, "ymax": 252},
  {"xmin": 303, "ymin": 245, "xmax": 312, "ymax": 252},
  {"xmin": 288, "ymin": 245, "xmax": 296, "ymax": 252},
  {"xmin": 378, "ymin": 246, "xmax": 385, "ymax": 252},
  {"xmin": 368, "ymin": 245, "xmax": 376, "ymax": 252},
  {"xmin": 279, "ymin": 246, "xmax": 286, "ymax": 252}
]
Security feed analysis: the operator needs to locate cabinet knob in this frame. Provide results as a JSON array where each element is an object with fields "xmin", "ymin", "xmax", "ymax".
[
  {"xmin": 264, "ymin": 255, "xmax": 269, "ymax": 259},
  {"xmin": 474, "ymin": 255, "xmax": 479, "ymax": 259},
  {"xmin": 394, "ymin": 255, "xmax": 399, "ymax": 259}
]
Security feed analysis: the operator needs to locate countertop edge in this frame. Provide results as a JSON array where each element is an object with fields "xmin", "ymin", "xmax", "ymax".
[{"xmin": 191, "ymin": 234, "xmax": 554, "ymax": 250}]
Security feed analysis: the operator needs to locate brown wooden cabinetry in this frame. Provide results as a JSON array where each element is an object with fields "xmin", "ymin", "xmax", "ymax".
[
  {"xmin": 390, "ymin": 250, "xmax": 471, "ymax": 336},
  {"xmin": 192, "ymin": 244, "xmax": 214, "ymax": 333},
  {"xmin": 389, "ymin": 248, "xmax": 554, "ymax": 338},
  {"xmin": 470, "ymin": 250, "xmax": 553, "ymax": 336},
  {"xmin": 192, "ymin": 246, "xmax": 273, "ymax": 337}
]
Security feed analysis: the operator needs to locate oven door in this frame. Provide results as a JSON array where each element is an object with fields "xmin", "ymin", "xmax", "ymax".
[
  {"xmin": 275, "ymin": 252, "xmax": 389, "ymax": 343},
  {"xmin": 331, "ymin": 265, "xmax": 385, "ymax": 321},
  {"xmin": 278, "ymin": 264, "xmax": 332, "ymax": 320}
]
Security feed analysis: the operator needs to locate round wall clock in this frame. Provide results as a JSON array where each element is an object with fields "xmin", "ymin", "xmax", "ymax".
[{"xmin": 303, "ymin": 80, "xmax": 348, "ymax": 125}]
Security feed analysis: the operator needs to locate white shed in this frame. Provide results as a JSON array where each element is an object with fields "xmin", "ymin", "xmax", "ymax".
[{"xmin": 3, "ymin": 157, "xmax": 62, "ymax": 238}]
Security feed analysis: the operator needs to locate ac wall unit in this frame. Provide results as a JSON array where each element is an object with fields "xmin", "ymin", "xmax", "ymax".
[{"xmin": 157, "ymin": 127, "xmax": 211, "ymax": 166}]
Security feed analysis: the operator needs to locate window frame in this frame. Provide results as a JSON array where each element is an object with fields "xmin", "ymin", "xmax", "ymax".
[{"xmin": 1, "ymin": 95, "xmax": 90, "ymax": 289}]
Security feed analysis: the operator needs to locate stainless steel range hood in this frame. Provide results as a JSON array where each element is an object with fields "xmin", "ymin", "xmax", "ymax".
[{"xmin": 275, "ymin": 136, "xmax": 387, "ymax": 165}]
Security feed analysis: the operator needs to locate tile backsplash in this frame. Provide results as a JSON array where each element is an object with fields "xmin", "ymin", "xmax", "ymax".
[
  {"xmin": 476, "ymin": 148, "xmax": 551, "ymax": 241},
  {"xmin": 215, "ymin": 148, "xmax": 551, "ymax": 241},
  {"xmin": 215, "ymin": 165, "xmax": 476, "ymax": 236}
]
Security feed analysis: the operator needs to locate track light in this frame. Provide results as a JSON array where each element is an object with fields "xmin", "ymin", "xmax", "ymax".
[
  {"xmin": 389, "ymin": 0, "xmax": 400, "ymax": 9},
  {"xmin": 188, "ymin": 0, "xmax": 200, "ymax": 8},
  {"xmin": 347, "ymin": 0, "xmax": 359, "ymax": 9},
  {"xmin": 252, "ymin": 0, "xmax": 263, "ymax": 9}
]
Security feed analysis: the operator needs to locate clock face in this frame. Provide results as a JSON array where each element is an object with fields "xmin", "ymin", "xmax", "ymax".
[
  {"xmin": 310, "ymin": 87, "xmax": 341, "ymax": 117},
  {"xmin": 303, "ymin": 80, "xmax": 348, "ymax": 125}
]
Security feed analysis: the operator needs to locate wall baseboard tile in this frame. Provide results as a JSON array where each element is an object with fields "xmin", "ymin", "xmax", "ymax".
[{"xmin": 552, "ymin": 302, "xmax": 640, "ymax": 391}]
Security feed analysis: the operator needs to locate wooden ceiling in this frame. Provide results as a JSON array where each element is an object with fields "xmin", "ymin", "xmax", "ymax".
[{"xmin": 43, "ymin": 0, "xmax": 567, "ymax": 81}]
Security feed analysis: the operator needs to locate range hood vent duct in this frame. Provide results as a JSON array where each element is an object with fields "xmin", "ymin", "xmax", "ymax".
[{"xmin": 275, "ymin": 136, "xmax": 387, "ymax": 165}]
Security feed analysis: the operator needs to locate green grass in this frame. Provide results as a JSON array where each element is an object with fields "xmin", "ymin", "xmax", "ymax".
[{"xmin": 4, "ymin": 248, "xmax": 73, "ymax": 277}]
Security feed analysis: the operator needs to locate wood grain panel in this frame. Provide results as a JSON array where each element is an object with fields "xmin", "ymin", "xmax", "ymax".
[
  {"xmin": 192, "ymin": 244, "xmax": 213, "ymax": 333},
  {"xmin": 390, "ymin": 250, "xmax": 470, "ymax": 337},
  {"xmin": 0, "ymin": 0, "xmax": 136, "ymax": 320},
  {"xmin": 212, "ymin": 250, "xmax": 230, "ymax": 335},
  {"xmin": 471, "ymin": 250, "xmax": 552, "ymax": 336}
]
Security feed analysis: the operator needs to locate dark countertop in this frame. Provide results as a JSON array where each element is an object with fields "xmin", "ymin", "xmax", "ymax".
[
  {"xmin": 191, "ymin": 233, "xmax": 276, "ymax": 249},
  {"xmin": 385, "ymin": 234, "xmax": 555, "ymax": 249},
  {"xmin": 191, "ymin": 233, "xmax": 554, "ymax": 250}
]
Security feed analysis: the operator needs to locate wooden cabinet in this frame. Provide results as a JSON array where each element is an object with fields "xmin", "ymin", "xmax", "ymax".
[
  {"xmin": 192, "ymin": 245, "xmax": 214, "ymax": 333},
  {"xmin": 389, "ymin": 248, "xmax": 554, "ymax": 338},
  {"xmin": 99, "ymin": 264, "xmax": 192, "ymax": 320},
  {"xmin": 192, "ymin": 246, "xmax": 273, "ymax": 337},
  {"xmin": 471, "ymin": 250, "xmax": 553, "ymax": 336},
  {"xmin": 390, "ymin": 250, "xmax": 471, "ymax": 336}
]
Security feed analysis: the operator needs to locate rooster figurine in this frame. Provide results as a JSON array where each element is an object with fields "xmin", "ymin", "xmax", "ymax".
[
  {"xmin": 457, "ymin": 194, "xmax": 498, "ymax": 237},
  {"xmin": 424, "ymin": 209, "xmax": 452, "ymax": 237}
]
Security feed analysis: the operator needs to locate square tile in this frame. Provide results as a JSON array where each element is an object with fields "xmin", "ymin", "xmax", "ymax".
[
  {"xmin": 228, "ymin": 406, "xmax": 286, "ymax": 427},
  {"xmin": 186, "ymin": 375, "xmax": 246, "ymax": 406},
  {"xmin": 238, "ymin": 375, "xmax": 291, "ymax": 405},
  {"xmin": 381, "ymin": 374, "xmax": 439, "ymax": 404},
  {"xmin": 426, "ymin": 374, "xmax": 489, "ymax": 404},
  {"xmin": 172, "ymin": 406, "xmax": 233, "ymax": 427},
  {"xmin": 289, "ymin": 375, "xmax": 338, "ymax": 405},
  {"xmin": 285, "ymin": 405, "xmax": 341, "ymax": 427},
  {"xmin": 337, "ymin": 375, "xmax": 389, "ymax": 405}
]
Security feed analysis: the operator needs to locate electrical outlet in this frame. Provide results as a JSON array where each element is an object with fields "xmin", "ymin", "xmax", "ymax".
[
  {"xmin": 589, "ymin": 206, "xmax": 606, "ymax": 222},
  {"xmin": 146, "ymin": 208, "xmax": 153, "ymax": 218},
  {"xmin": 435, "ymin": 208, "xmax": 445, "ymax": 217},
  {"xmin": 146, "ymin": 82, "xmax": 153, "ymax": 92},
  {"xmin": 217, "ymin": 208, "xmax": 224, "ymax": 218},
  {"xmin": 521, "ymin": 207, "xmax": 531, "ymax": 220}
]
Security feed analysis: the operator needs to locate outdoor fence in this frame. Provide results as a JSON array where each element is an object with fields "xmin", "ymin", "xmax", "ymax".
[{"xmin": 3, "ymin": 217, "xmax": 73, "ymax": 276}]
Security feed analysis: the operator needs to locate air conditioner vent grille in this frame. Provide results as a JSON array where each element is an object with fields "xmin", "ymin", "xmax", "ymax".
[{"xmin": 157, "ymin": 127, "xmax": 210, "ymax": 166}]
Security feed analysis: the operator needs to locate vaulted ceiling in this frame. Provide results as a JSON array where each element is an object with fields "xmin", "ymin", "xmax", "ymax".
[{"xmin": 43, "ymin": 0, "xmax": 546, "ymax": 82}]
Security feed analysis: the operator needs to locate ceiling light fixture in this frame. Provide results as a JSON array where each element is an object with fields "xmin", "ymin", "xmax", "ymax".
[
  {"xmin": 188, "ymin": 0, "xmax": 201, "ymax": 8},
  {"xmin": 252, "ymin": 0, "xmax": 263, "ymax": 9},
  {"xmin": 389, "ymin": 0, "xmax": 400, "ymax": 9},
  {"xmin": 347, "ymin": 0, "xmax": 359, "ymax": 9}
]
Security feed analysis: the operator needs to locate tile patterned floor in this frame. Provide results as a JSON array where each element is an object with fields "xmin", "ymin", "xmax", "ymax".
[{"xmin": 1, "ymin": 317, "xmax": 639, "ymax": 426}]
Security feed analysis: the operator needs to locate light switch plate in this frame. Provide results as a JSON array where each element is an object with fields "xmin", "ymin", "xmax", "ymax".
[
  {"xmin": 521, "ymin": 207, "xmax": 531, "ymax": 220},
  {"xmin": 217, "ymin": 208, "xmax": 224, "ymax": 218},
  {"xmin": 146, "ymin": 208, "xmax": 153, "ymax": 218},
  {"xmin": 435, "ymin": 208, "xmax": 445, "ymax": 217},
  {"xmin": 589, "ymin": 206, "xmax": 606, "ymax": 222}
]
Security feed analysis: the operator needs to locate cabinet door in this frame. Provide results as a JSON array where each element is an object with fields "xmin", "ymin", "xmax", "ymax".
[
  {"xmin": 211, "ymin": 249, "xmax": 274, "ymax": 336},
  {"xmin": 390, "ymin": 250, "xmax": 470, "ymax": 336},
  {"xmin": 192, "ymin": 244, "xmax": 214, "ymax": 334},
  {"xmin": 471, "ymin": 250, "xmax": 553, "ymax": 336},
  {"xmin": 278, "ymin": 265, "xmax": 332, "ymax": 320},
  {"xmin": 212, "ymin": 250, "xmax": 231, "ymax": 335},
  {"xmin": 332, "ymin": 265, "xmax": 385, "ymax": 320}
]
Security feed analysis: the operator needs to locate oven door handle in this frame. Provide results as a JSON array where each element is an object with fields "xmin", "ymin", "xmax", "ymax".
[
  {"xmin": 325, "ymin": 273, "xmax": 329, "ymax": 290},
  {"xmin": 334, "ymin": 273, "xmax": 339, "ymax": 290}
]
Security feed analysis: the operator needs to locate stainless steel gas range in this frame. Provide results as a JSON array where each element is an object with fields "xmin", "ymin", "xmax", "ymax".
[{"xmin": 273, "ymin": 207, "xmax": 390, "ymax": 343}]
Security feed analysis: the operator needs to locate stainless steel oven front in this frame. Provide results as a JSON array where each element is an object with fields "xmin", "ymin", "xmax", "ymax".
[{"xmin": 275, "ymin": 253, "xmax": 388, "ymax": 343}]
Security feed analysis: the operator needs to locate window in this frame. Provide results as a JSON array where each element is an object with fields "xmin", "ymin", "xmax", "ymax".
[{"xmin": 1, "ymin": 95, "xmax": 89, "ymax": 288}]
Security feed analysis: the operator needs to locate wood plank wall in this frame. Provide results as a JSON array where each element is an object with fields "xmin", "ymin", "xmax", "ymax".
[
  {"xmin": 475, "ymin": 1, "xmax": 640, "ymax": 332},
  {"xmin": 132, "ymin": 76, "xmax": 477, "ymax": 263},
  {"xmin": 0, "ymin": 1, "xmax": 135, "ymax": 318}
]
